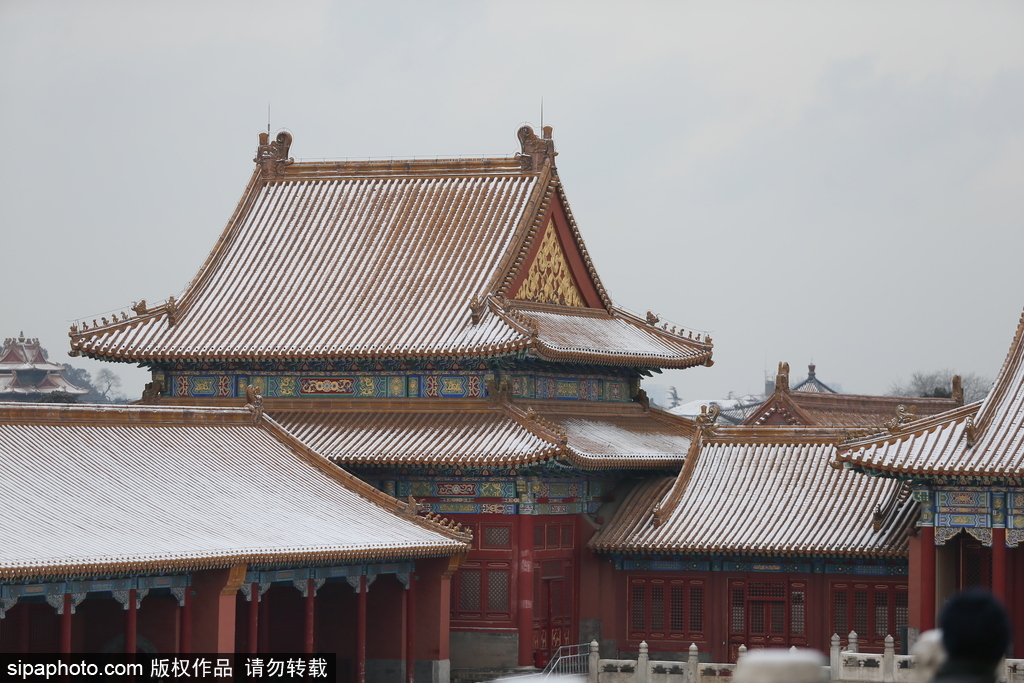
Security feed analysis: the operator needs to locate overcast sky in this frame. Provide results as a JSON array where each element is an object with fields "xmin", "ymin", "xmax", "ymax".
[{"xmin": 2, "ymin": 1, "xmax": 1023, "ymax": 403}]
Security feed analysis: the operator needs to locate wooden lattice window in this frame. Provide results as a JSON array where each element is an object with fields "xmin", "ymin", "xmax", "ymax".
[
  {"xmin": 488, "ymin": 570, "xmax": 510, "ymax": 612},
  {"xmin": 459, "ymin": 569, "xmax": 482, "ymax": 612},
  {"xmin": 628, "ymin": 577, "xmax": 705, "ymax": 642},
  {"xmin": 451, "ymin": 562, "xmax": 513, "ymax": 622},
  {"xmin": 790, "ymin": 588, "xmax": 806, "ymax": 635},
  {"xmin": 831, "ymin": 582, "xmax": 908, "ymax": 651},
  {"xmin": 535, "ymin": 522, "xmax": 575, "ymax": 549},
  {"xmin": 482, "ymin": 524, "xmax": 512, "ymax": 549}
]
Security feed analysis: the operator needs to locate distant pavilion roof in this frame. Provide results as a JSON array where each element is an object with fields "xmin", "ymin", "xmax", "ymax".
[
  {"xmin": 270, "ymin": 399, "xmax": 695, "ymax": 470},
  {"xmin": 0, "ymin": 333, "xmax": 87, "ymax": 397},
  {"xmin": 837, "ymin": 306, "xmax": 1024, "ymax": 480},
  {"xmin": 69, "ymin": 128, "xmax": 711, "ymax": 371},
  {"xmin": 742, "ymin": 361, "xmax": 960, "ymax": 428},
  {"xmin": 590, "ymin": 427, "xmax": 913, "ymax": 557},
  {"xmin": 0, "ymin": 403, "xmax": 469, "ymax": 581},
  {"xmin": 791, "ymin": 363, "xmax": 837, "ymax": 393}
]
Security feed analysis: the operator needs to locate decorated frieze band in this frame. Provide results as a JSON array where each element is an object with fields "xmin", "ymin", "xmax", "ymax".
[
  {"xmin": 0, "ymin": 575, "xmax": 190, "ymax": 618},
  {"xmin": 913, "ymin": 487, "xmax": 1023, "ymax": 545},
  {"xmin": 154, "ymin": 369, "xmax": 631, "ymax": 402},
  {"xmin": 613, "ymin": 556, "xmax": 907, "ymax": 576},
  {"xmin": 415, "ymin": 501, "xmax": 591, "ymax": 515},
  {"xmin": 390, "ymin": 477, "xmax": 589, "ymax": 501}
]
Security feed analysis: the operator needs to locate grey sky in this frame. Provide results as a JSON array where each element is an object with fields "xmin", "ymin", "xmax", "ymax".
[{"xmin": 2, "ymin": 1, "xmax": 1022, "ymax": 402}]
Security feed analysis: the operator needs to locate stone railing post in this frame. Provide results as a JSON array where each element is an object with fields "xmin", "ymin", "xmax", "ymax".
[
  {"xmin": 848, "ymin": 630, "xmax": 859, "ymax": 653},
  {"xmin": 830, "ymin": 634, "xmax": 841, "ymax": 679},
  {"xmin": 589, "ymin": 640, "xmax": 599, "ymax": 683},
  {"xmin": 883, "ymin": 634, "xmax": 895, "ymax": 682},
  {"xmin": 687, "ymin": 643, "xmax": 699, "ymax": 683},
  {"xmin": 637, "ymin": 641, "xmax": 649, "ymax": 683},
  {"xmin": 738, "ymin": 644, "xmax": 747, "ymax": 661}
]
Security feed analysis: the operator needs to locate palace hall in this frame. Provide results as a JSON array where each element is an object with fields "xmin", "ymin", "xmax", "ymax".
[{"xmin": 3, "ymin": 125, "xmax": 1021, "ymax": 678}]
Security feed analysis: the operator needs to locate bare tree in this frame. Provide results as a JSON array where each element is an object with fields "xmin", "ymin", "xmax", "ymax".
[
  {"xmin": 668, "ymin": 386, "xmax": 682, "ymax": 409},
  {"xmin": 94, "ymin": 368, "xmax": 124, "ymax": 401},
  {"xmin": 888, "ymin": 370, "xmax": 992, "ymax": 403}
]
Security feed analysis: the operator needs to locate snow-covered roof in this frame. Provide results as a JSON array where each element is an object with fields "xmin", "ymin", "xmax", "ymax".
[
  {"xmin": 69, "ymin": 128, "xmax": 711, "ymax": 371},
  {"xmin": 0, "ymin": 403, "xmax": 469, "ymax": 580},
  {"xmin": 0, "ymin": 334, "xmax": 87, "ymax": 396},
  {"xmin": 272, "ymin": 399, "xmax": 695, "ymax": 470},
  {"xmin": 590, "ymin": 427, "xmax": 913, "ymax": 557},
  {"xmin": 838, "ymin": 306, "xmax": 1024, "ymax": 478},
  {"xmin": 743, "ymin": 362, "xmax": 959, "ymax": 428}
]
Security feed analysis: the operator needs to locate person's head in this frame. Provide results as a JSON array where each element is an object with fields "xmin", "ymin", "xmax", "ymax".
[{"xmin": 939, "ymin": 589, "xmax": 1011, "ymax": 665}]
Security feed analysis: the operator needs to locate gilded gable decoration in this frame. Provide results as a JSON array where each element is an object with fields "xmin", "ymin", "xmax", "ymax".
[{"xmin": 514, "ymin": 220, "xmax": 586, "ymax": 307}]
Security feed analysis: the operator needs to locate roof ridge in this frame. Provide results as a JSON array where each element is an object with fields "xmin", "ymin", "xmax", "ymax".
[
  {"xmin": 975, "ymin": 306, "xmax": 1024, "ymax": 436},
  {"xmin": 0, "ymin": 402, "xmax": 253, "ymax": 426},
  {"xmin": 834, "ymin": 401, "xmax": 981, "ymax": 462}
]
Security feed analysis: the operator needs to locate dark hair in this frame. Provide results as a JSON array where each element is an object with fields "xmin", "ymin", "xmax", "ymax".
[{"xmin": 939, "ymin": 589, "xmax": 1011, "ymax": 663}]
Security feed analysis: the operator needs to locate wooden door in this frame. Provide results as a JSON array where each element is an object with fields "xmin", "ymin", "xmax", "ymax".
[{"xmin": 533, "ymin": 560, "xmax": 572, "ymax": 657}]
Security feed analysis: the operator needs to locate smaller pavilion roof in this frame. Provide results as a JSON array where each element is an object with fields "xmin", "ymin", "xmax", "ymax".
[
  {"xmin": 0, "ymin": 334, "xmax": 87, "ymax": 396},
  {"xmin": 0, "ymin": 333, "xmax": 65, "ymax": 372},
  {"xmin": 0, "ymin": 403, "xmax": 469, "ymax": 581},
  {"xmin": 590, "ymin": 427, "xmax": 914, "ymax": 557},
  {"xmin": 837, "ymin": 307, "xmax": 1024, "ymax": 479},
  {"xmin": 743, "ymin": 361, "xmax": 959, "ymax": 428},
  {"xmin": 269, "ymin": 399, "xmax": 695, "ymax": 470},
  {"xmin": 791, "ymin": 363, "xmax": 837, "ymax": 393}
]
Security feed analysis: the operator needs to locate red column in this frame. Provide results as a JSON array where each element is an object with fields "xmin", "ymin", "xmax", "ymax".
[
  {"xmin": 304, "ymin": 579, "xmax": 315, "ymax": 655},
  {"xmin": 405, "ymin": 577, "xmax": 416, "ymax": 683},
  {"xmin": 59, "ymin": 594, "xmax": 72, "ymax": 654},
  {"xmin": 920, "ymin": 526, "xmax": 936, "ymax": 631},
  {"xmin": 125, "ymin": 589, "xmax": 137, "ymax": 655},
  {"xmin": 180, "ymin": 588, "xmax": 192, "ymax": 654},
  {"xmin": 517, "ymin": 513, "xmax": 536, "ymax": 666},
  {"xmin": 19, "ymin": 606, "xmax": 32, "ymax": 652},
  {"xmin": 258, "ymin": 591, "xmax": 270, "ymax": 652},
  {"xmin": 993, "ymin": 528, "xmax": 1008, "ymax": 604},
  {"xmin": 248, "ymin": 583, "xmax": 259, "ymax": 654},
  {"xmin": 356, "ymin": 576, "xmax": 367, "ymax": 683}
]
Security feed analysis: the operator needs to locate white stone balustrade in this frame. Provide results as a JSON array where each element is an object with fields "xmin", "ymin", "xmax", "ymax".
[{"xmin": 585, "ymin": 633, "xmax": 1024, "ymax": 683}]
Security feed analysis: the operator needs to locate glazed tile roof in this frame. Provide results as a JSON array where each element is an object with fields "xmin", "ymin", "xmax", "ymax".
[
  {"xmin": 790, "ymin": 364, "xmax": 837, "ymax": 393},
  {"xmin": 744, "ymin": 362, "xmax": 958, "ymax": 428},
  {"xmin": 838, "ymin": 308, "xmax": 1024, "ymax": 478},
  {"xmin": 500, "ymin": 304, "xmax": 710, "ymax": 367},
  {"xmin": 0, "ymin": 372, "xmax": 88, "ymax": 396},
  {"xmin": 69, "ymin": 129, "xmax": 711, "ymax": 371},
  {"xmin": 536, "ymin": 404, "xmax": 694, "ymax": 468},
  {"xmin": 0, "ymin": 403, "xmax": 469, "ymax": 580},
  {"xmin": 836, "ymin": 404, "xmax": 983, "ymax": 477},
  {"xmin": 271, "ymin": 399, "xmax": 694, "ymax": 470},
  {"xmin": 590, "ymin": 428, "xmax": 913, "ymax": 557},
  {"xmin": 272, "ymin": 403, "xmax": 561, "ymax": 467},
  {"xmin": 0, "ymin": 334, "xmax": 88, "ymax": 396},
  {"xmin": 0, "ymin": 334, "xmax": 64, "ymax": 372}
]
